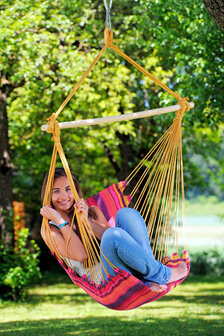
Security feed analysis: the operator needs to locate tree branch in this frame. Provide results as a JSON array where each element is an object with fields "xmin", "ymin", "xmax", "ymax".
[{"xmin": 103, "ymin": 144, "xmax": 120, "ymax": 176}]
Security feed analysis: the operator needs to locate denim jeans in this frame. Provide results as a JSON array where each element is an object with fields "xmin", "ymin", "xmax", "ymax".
[{"xmin": 100, "ymin": 208, "xmax": 172, "ymax": 285}]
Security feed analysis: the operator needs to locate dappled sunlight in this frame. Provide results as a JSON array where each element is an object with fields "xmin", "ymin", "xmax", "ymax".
[
  {"xmin": 0, "ymin": 314, "xmax": 223, "ymax": 336},
  {"xmin": 1, "ymin": 276, "xmax": 223, "ymax": 336}
]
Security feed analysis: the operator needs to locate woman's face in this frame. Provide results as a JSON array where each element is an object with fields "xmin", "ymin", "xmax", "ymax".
[{"xmin": 52, "ymin": 176, "xmax": 74, "ymax": 213}]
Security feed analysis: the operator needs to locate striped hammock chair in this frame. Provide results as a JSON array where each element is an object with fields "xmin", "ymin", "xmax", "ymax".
[{"xmin": 41, "ymin": 28, "xmax": 192, "ymax": 310}]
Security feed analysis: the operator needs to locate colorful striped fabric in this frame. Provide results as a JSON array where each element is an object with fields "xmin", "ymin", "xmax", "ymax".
[
  {"xmin": 86, "ymin": 181, "xmax": 131, "ymax": 227},
  {"xmin": 52, "ymin": 181, "xmax": 190, "ymax": 310},
  {"xmin": 54, "ymin": 250, "xmax": 190, "ymax": 310}
]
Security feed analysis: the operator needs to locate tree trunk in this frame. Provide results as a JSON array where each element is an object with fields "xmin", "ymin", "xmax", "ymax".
[
  {"xmin": 203, "ymin": 0, "xmax": 224, "ymax": 31},
  {"xmin": 0, "ymin": 82, "xmax": 13, "ymax": 246}
]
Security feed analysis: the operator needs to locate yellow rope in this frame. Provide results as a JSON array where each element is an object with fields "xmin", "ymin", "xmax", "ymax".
[
  {"xmin": 41, "ymin": 116, "xmax": 116, "ymax": 283},
  {"xmin": 124, "ymin": 113, "xmax": 186, "ymax": 260},
  {"xmin": 47, "ymin": 28, "xmax": 191, "ymax": 121},
  {"xmin": 41, "ymin": 27, "xmax": 192, "ymax": 279}
]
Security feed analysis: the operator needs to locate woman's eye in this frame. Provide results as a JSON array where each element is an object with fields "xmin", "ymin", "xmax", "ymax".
[
  {"xmin": 53, "ymin": 190, "xmax": 60, "ymax": 194},
  {"xmin": 66, "ymin": 187, "xmax": 71, "ymax": 192}
]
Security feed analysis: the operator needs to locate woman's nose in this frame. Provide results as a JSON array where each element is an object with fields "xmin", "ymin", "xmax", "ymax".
[{"xmin": 58, "ymin": 191, "xmax": 67, "ymax": 200}]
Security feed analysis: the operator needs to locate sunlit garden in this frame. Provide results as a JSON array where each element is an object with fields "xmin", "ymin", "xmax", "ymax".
[
  {"xmin": 1, "ymin": 1, "xmax": 224, "ymax": 335},
  {"xmin": 1, "ymin": 272, "xmax": 223, "ymax": 336}
]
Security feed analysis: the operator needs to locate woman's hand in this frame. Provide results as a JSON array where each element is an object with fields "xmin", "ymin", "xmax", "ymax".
[
  {"xmin": 40, "ymin": 205, "xmax": 64, "ymax": 225},
  {"xmin": 75, "ymin": 198, "xmax": 89, "ymax": 217}
]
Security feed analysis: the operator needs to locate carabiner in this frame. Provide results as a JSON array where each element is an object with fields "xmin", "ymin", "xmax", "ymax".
[{"xmin": 103, "ymin": 0, "xmax": 113, "ymax": 30}]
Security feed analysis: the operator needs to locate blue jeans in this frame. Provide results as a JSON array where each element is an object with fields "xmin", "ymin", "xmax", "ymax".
[{"xmin": 100, "ymin": 208, "xmax": 172, "ymax": 285}]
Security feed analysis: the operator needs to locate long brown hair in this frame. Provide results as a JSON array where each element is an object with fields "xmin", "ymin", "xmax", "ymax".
[{"xmin": 41, "ymin": 167, "xmax": 100, "ymax": 258}]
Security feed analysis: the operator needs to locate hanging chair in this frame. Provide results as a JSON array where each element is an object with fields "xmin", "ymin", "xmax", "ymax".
[{"xmin": 41, "ymin": 24, "xmax": 193, "ymax": 310}]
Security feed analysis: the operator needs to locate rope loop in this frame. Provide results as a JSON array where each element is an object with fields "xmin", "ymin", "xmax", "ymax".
[
  {"xmin": 178, "ymin": 97, "xmax": 191, "ymax": 112},
  {"xmin": 46, "ymin": 113, "xmax": 57, "ymax": 134},
  {"xmin": 174, "ymin": 97, "xmax": 191, "ymax": 121},
  {"xmin": 104, "ymin": 27, "xmax": 113, "ymax": 47},
  {"xmin": 46, "ymin": 113, "xmax": 60, "ymax": 142}
]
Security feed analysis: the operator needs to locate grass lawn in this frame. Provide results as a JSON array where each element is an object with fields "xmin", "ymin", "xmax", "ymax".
[
  {"xmin": 0, "ymin": 272, "xmax": 223, "ymax": 336},
  {"xmin": 185, "ymin": 196, "xmax": 224, "ymax": 216}
]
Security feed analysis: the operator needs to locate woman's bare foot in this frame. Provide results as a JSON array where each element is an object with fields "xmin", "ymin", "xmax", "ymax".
[
  {"xmin": 167, "ymin": 261, "xmax": 188, "ymax": 283},
  {"xmin": 148, "ymin": 283, "xmax": 167, "ymax": 293}
]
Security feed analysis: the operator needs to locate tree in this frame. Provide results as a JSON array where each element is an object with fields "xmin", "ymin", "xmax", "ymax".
[
  {"xmin": 203, "ymin": 0, "xmax": 224, "ymax": 31},
  {"xmin": 0, "ymin": 0, "xmax": 224, "ymax": 246},
  {"xmin": 0, "ymin": 79, "xmax": 13, "ymax": 245}
]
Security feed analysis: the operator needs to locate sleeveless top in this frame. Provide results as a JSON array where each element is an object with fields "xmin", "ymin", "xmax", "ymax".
[{"xmin": 49, "ymin": 220, "xmax": 101, "ymax": 283}]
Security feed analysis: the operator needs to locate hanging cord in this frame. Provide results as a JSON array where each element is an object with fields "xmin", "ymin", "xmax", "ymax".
[
  {"xmin": 50, "ymin": 25, "xmax": 191, "ymax": 121},
  {"xmin": 104, "ymin": 0, "xmax": 113, "ymax": 30},
  {"xmin": 42, "ymin": 114, "xmax": 116, "ymax": 283}
]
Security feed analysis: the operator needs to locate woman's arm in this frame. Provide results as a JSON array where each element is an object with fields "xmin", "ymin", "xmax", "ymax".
[
  {"xmin": 88, "ymin": 206, "xmax": 111, "ymax": 240},
  {"xmin": 40, "ymin": 205, "xmax": 88, "ymax": 261},
  {"xmin": 75, "ymin": 199, "xmax": 111, "ymax": 240}
]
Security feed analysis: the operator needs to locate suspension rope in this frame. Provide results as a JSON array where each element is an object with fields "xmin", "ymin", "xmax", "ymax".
[
  {"xmin": 104, "ymin": 0, "xmax": 113, "ymax": 30},
  {"xmin": 41, "ymin": 115, "xmax": 116, "ymax": 283},
  {"xmin": 43, "ymin": 27, "xmax": 191, "ymax": 126},
  {"xmin": 41, "ymin": 24, "xmax": 192, "ymax": 271}
]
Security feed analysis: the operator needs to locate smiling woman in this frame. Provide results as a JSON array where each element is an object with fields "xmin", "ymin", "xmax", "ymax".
[
  {"xmin": 40, "ymin": 166, "xmax": 188, "ymax": 302},
  {"xmin": 41, "ymin": 168, "xmax": 90, "ymax": 262}
]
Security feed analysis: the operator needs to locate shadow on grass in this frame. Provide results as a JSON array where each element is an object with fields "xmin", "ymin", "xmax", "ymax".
[
  {"xmin": 27, "ymin": 290, "xmax": 224, "ymax": 308},
  {"xmin": 1, "ymin": 276, "xmax": 223, "ymax": 336},
  {"xmin": 22, "ymin": 272, "xmax": 224, "ymax": 311},
  {"xmin": 0, "ymin": 315, "xmax": 223, "ymax": 336},
  {"xmin": 29, "ymin": 291, "xmax": 96, "ymax": 306},
  {"xmin": 27, "ymin": 281, "xmax": 224, "ymax": 307},
  {"xmin": 161, "ymin": 293, "xmax": 224, "ymax": 306},
  {"xmin": 186, "ymin": 275, "xmax": 223, "ymax": 284}
]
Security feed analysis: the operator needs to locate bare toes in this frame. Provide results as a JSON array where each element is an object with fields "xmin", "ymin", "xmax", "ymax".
[{"xmin": 148, "ymin": 283, "xmax": 167, "ymax": 293}]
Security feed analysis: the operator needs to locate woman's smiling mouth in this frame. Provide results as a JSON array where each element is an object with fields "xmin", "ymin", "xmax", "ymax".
[{"xmin": 59, "ymin": 200, "xmax": 70, "ymax": 205}]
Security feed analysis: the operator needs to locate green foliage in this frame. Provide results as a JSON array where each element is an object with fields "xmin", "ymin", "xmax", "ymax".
[
  {"xmin": 186, "ymin": 195, "xmax": 224, "ymax": 215},
  {"xmin": 190, "ymin": 250, "xmax": 224, "ymax": 276},
  {"xmin": 0, "ymin": 274, "xmax": 223, "ymax": 335},
  {"xmin": 0, "ymin": 209, "xmax": 14, "ymax": 234},
  {"xmin": 0, "ymin": 0, "xmax": 223, "ymax": 219},
  {"xmin": 0, "ymin": 228, "xmax": 41, "ymax": 301}
]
